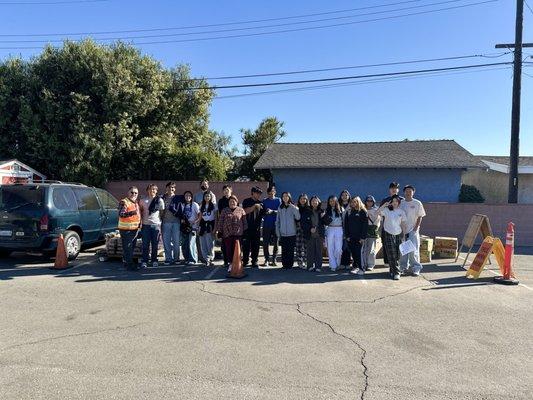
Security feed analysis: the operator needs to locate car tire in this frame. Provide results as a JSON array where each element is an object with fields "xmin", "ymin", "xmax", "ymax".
[
  {"xmin": 63, "ymin": 231, "xmax": 81, "ymax": 261},
  {"xmin": 0, "ymin": 249, "xmax": 12, "ymax": 258}
]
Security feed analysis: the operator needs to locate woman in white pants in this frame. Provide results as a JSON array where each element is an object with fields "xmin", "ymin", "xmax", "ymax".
[
  {"xmin": 361, "ymin": 195, "xmax": 381, "ymax": 271},
  {"xmin": 324, "ymin": 195, "xmax": 344, "ymax": 271}
]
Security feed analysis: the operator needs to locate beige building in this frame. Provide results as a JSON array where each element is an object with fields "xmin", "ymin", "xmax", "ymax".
[{"xmin": 462, "ymin": 156, "xmax": 533, "ymax": 204}]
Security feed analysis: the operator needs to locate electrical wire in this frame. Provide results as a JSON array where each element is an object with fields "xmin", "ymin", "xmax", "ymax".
[
  {"xmin": 525, "ymin": 0, "xmax": 533, "ymax": 16},
  {"xmin": 0, "ymin": 0, "xmax": 476, "ymax": 43},
  {"xmin": 188, "ymin": 62, "xmax": 511, "ymax": 90},
  {"xmin": 0, "ymin": 0, "xmax": 433, "ymax": 36},
  {"xmin": 214, "ymin": 65, "xmax": 511, "ymax": 99},
  {"xmin": 195, "ymin": 52, "xmax": 511, "ymax": 81},
  {"xmin": 0, "ymin": 0, "xmax": 106, "ymax": 4},
  {"xmin": 0, "ymin": 0, "xmax": 499, "ymax": 49}
]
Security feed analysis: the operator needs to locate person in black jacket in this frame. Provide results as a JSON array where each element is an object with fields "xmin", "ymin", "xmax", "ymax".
[
  {"xmin": 344, "ymin": 196, "xmax": 368, "ymax": 276},
  {"xmin": 300, "ymin": 196, "xmax": 325, "ymax": 271}
]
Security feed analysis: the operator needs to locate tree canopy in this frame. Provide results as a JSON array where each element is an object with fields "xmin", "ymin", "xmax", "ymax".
[{"xmin": 0, "ymin": 40, "xmax": 232, "ymax": 186}]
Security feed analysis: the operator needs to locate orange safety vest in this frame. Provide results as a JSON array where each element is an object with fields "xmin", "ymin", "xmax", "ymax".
[{"xmin": 118, "ymin": 198, "xmax": 141, "ymax": 231}]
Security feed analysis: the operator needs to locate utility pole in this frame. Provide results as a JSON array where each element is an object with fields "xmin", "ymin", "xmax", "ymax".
[{"xmin": 496, "ymin": 1, "xmax": 526, "ymax": 203}]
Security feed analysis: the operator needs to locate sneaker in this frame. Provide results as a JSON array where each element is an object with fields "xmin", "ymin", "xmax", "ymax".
[
  {"xmin": 308, "ymin": 266, "xmax": 316, "ymax": 272},
  {"xmin": 163, "ymin": 261, "xmax": 172, "ymax": 266},
  {"xmin": 227, "ymin": 264, "xmax": 232, "ymax": 272},
  {"xmin": 270, "ymin": 260, "xmax": 277, "ymax": 267},
  {"xmin": 140, "ymin": 262, "xmax": 148, "ymax": 269},
  {"xmin": 393, "ymin": 274, "xmax": 400, "ymax": 280},
  {"xmin": 330, "ymin": 267, "xmax": 337, "ymax": 272},
  {"xmin": 366, "ymin": 266, "xmax": 374, "ymax": 271},
  {"xmin": 356, "ymin": 269, "xmax": 365, "ymax": 276},
  {"xmin": 152, "ymin": 261, "xmax": 159, "ymax": 268},
  {"xmin": 261, "ymin": 261, "xmax": 269, "ymax": 267},
  {"xmin": 400, "ymin": 269, "xmax": 410, "ymax": 276},
  {"xmin": 412, "ymin": 270, "xmax": 421, "ymax": 277}
]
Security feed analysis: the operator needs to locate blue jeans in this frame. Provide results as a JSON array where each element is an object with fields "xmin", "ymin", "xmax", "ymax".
[
  {"xmin": 162, "ymin": 222, "xmax": 180, "ymax": 263},
  {"xmin": 141, "ymin": 224, "xmax": 160, "ymax": 264},
  {"xmin": 400, "ymin": 230, "xmax": 423, "ymax": 273},
  {"xmin": 182, "ymin": 231, "xmax": 198, "ymax": 263}
]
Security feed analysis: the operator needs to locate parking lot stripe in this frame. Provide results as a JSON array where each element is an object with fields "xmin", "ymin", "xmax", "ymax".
[{"xmin": 205, "ymin": 267, "xmax": 221, "ymax": 280}]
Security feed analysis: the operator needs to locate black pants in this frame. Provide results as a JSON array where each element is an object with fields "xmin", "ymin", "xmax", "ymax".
[
  {"xmin": 242, "ymin": 230, "xmax": 261, "ymax": 266},
  {"xmin": 341, "ymin": 244, "xmax": 351, "ymax": 266},
  {"xmin": 280, "ymin": 235, "xmax": 296, "ymax": 268},
  {"xmin": 306, "ymin": 236, "xmax": 323, "ymax": 269},
  {"xmin": 380, "ymin": 228, "xmax": 388, "ymax": 264},
  {"xmin": 120, "ymin": 229, "xmax": 138, "ymax": 270},
  {"xmin": 262, "ymin": 225, "xmax": 278, "ymax": 261},
  {"xmin": 347, "ymin": 239, "xmax": 363, "ymax": 270}
]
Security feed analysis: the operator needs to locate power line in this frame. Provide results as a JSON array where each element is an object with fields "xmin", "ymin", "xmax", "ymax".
[
  {"xmin": 197, "ymin": 52, "xmax": 511, "ymax": 81},
  {"xmin": 526, "ymin": 0, "xmax": 533, "ymax": 15},
  {"xmin": 214, "ymin": 65, "xmax": 511, "ymax": 99},
  {"xmin": 0, "ymin": 0, "xmax": 107, "ymax": 4},
  {"xmin": 0, "ymin": 0, "xmax": 476, "ymax": 43},
  {"xmin": 0, "ymin": 0, "xmax": 499, "ymax": 49},
  {"xmin": 189, "ymin": 62, "xmax": 511, "ymax": 90},
  {"xmin": 0, "ymin": 0, "xmax": 431, "ymax": 36}
]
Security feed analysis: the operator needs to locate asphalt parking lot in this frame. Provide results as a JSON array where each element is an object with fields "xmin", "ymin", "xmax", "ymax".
[{"xmin": 1, "ymin": 248, "xmax": 532, "ymax": 400}]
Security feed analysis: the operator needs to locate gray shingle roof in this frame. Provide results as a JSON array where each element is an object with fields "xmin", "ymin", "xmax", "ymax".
[
  {"xmin": 254, "ymin": 140, "xmax": 485, "ymax": 170},
  {"xmin": 477, "ymin": 155, "xmax": 533, "ymax": 166}
]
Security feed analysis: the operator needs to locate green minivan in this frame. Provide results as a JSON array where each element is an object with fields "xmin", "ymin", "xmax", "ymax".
[{"xmin": 0, "ymin": 182, "xmax": 119, "ymax": 260}]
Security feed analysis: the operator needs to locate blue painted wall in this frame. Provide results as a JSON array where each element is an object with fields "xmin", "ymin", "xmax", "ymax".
[{"xmin": 271, "ymin": 168, "xmax": 463, "ymax": 203}]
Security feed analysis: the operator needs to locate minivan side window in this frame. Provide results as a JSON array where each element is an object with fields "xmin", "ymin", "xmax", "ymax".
[
  {"xmin": 96, "ymin": 189, "xmax": 119, "ymax": 210},
  {"xmin": 52, "ymin": 187, "xmax": 78, "ymax": 211},
  {"xmin": 72, "ymin": 188, "xmax": 101, "ymax": 211}
]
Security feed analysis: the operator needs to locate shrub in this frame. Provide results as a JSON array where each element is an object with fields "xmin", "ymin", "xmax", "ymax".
[{"xmin": 459, "ymin": 184, "xmax": 485, "ymax": 203}]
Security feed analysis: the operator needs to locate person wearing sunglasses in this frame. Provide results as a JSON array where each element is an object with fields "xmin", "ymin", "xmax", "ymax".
[{"xmin": 118, "ymin": 186, "xmax": 141, "ymax": 271}]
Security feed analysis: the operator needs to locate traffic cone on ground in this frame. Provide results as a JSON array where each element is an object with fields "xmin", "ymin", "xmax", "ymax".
[
  {"xmin": 494, "ymin": 222, "xmax": 519, "ymax": 285},
  {"xmin": 51, "ymin": 234, "xmax": 70, "ymax": 270},
  {"xmin": 227, "ymin": 239, "xmax": 246, "ymax": 279}
]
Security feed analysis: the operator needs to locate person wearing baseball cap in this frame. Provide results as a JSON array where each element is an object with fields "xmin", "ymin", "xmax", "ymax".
[{"xmin": 379, "ymin": 182, "xmax": 404, "ymax": 266}]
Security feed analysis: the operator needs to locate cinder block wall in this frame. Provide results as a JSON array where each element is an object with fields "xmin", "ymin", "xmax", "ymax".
[
  {"xmin": 106, "ymin": 181, "xmax": 269, "ymax": 205},
  {"xmin": 422, "ymin": 203, "xmax": 533, "ymax": 247}
]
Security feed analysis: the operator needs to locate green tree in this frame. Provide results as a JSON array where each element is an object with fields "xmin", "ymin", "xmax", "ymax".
[
  {"xmin": 0, "ymin": 40, "xmax": 231, "ymax": 186},
  {"xmin": 238, "ymin": 117, "xmax": 286, "ymax": 181}
]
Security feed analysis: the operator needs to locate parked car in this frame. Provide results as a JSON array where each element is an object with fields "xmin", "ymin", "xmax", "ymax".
[{"xmin": 0, "ymin": 182, "xmax": 119, "ymax": 260}]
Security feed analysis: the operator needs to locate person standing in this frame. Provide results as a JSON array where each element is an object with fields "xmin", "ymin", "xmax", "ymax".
[
  {"xmin": 295, "ymin": 194, "xmax": 309, "ymax": 268},
  {"xmin": 324, "ymin": 195, "xmax": 344, "ymax": 272},
  {"xmin": 378, "ymin": 195, "xmax": 407, "ymax": 280},
  {"xmin": 199, "ymin": 191, "xmax": 217, "ymax": 266},
  {"xmin": 300, "ymin": 196, "xmax": 325, "ymax": 271},
  {"xmin": 181, "ymin": 191, "xmax": 201, "ymax": 265},
  {"xmin": 217, "ymin": 185, "xmax": 233, "ymax": 268},
  {"xmin": 194, "ymin": 180, "xmax": 216, "ymax": 263},
  {"xmin": 339, "ymin": 189, "xmax": 352, "ymax": 270},
  {"xmin": 216, "ymin": 195, "xmax": 247, "ymax": 272},
  {"xmin": 242, "ymin": 187, "xmax": 265, "ymax": 268},
  {"xmin": 118, "ymin": 186, "xmax": 141, "ymax": 271},
  {"xmin": 275, "ymin": 192, "xmax": 301, "ymax": 269},
  {"xmin": 380, "ymin": 182, "xmax": 403, "ymax": 265},
  {"xmin": 161, "ymin": 182, "xmax": 182, "ymax": 265},
  {"xmin": 400, "ymin": 185, "xmax": 426, "ymax": 276},
  {"xmin": 361, "ymin": 195, "xmax": 381, "ymax": 271},
  {"xmin": 344, "ymin": 196, "xmax": 368, "ymax": 275},
  {"xmin": 139, "ymin": 184, "xmax": 165, "ymax": 268},
  {"xmin": 262, "ymin": 185, "xmax": 281, "ymax": 266}
]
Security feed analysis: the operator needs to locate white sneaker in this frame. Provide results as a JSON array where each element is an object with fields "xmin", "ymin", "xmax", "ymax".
[
  {"xmin": 393, "ymin": 274, "xmax": 400, "ymax": 280},
  {"xmin": 412, "ymin": 270, "xmax": 421, "ymax": 276},
  {"xmin": 140, "ymin": 262, "xmax": 147, "ymax": 269},
  {"xmin": 356, "ymin": 269, "xmax": 365, "ymax": 276}
]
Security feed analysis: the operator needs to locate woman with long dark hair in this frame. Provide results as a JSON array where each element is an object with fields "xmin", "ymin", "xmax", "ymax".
[
  {"xmin": 295, "ymin": 194, "xmax": 309, "ymax": 268},
  {"xmin": 199, "ymin": 191, "xmax": 217, "ymax": 266},
  {"xmin": 216, "ymin": 195, "xmax": 247, "ymax": 272},
  {"xmin": 377, "ymin": 194, "xmax": 407, "ymax": 280},
  {"xmin": 324, "ymin": 195, "xmax": 344, "ymax": 271},
  {"xmin": 300, "ymin": 196, "xmax": 325, "ymax": 271},
  {"xmin": 275, "ymin": 192, "xmax": 301, "ymax": 269},
  {"xmin": 339, "ymin": 189, "xmax": 352, "ymax": 270},
  {"xmin": 344, "ymin": 196, "xmax": 368, "ymax": 275},
  {"xmin": 181, "ymin": 190, "xmax": 200, "ymax": 265}
]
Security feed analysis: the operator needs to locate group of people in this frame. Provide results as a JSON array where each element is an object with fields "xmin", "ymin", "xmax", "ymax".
[{"xmin": 117, "ymin": 180, "xmax": 426, "ymax": 280}]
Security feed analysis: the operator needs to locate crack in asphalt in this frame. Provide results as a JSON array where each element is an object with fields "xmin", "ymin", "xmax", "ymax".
[
  {"xmin": 296, "ymin": 304, "xmax": 369, "ymax": 400},
  {"xmin": 189, "ymin": 277, "xmax": 432, "ymax": 400},
  {"xmin": 1, "ymin": 323, "xmax": 144, "ymax": 352}
]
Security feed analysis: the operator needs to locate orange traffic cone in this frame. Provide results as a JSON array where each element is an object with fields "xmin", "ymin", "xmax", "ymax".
[
  {"xmin": 494, "ymin": 222, "xmax": 519, "ymax": 285},
  {"xmin": 227, "ymin": 239, "xmax": 246, "ymax": 279},
  {"xmin": 51, "ymin": 234, "xmax": 70, "ymax": 270}
]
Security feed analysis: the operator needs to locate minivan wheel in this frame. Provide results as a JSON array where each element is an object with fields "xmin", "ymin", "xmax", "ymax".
[
  {"xmin": 63, "ymin": 231, "xmax": 81, "ymax": 261},
  {"xmin": 0, "ymin": 249, "xmax": 12, "ymax": 258}
]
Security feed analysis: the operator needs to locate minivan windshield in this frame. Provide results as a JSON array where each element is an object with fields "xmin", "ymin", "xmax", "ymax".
[{"xmin": 0, "ymin": 185, "xmax": 44, "ymax": 212}]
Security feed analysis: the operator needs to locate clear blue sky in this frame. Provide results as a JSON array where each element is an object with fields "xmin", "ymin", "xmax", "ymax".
[{"xmin": 1, "ymin": 0, "xmax": 532, "ymax": 156}]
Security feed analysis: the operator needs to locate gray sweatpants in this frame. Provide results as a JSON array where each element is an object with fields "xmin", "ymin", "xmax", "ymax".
[{"xmin": 199, "ymin": 232, "xmax": 215, "ymax": 263}]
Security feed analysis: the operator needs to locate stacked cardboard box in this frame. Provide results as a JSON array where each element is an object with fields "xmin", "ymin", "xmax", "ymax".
[
  {"xmin": 419, "ymin": 235, "xmax": 433, "ymax": 263},
  {"xmin": 434, "ymin": 236, "xmax": 458, "ymax": 259},
  {"xmin": 105, "ymin": 233, "xmax": 143, "ymax": 258}
]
